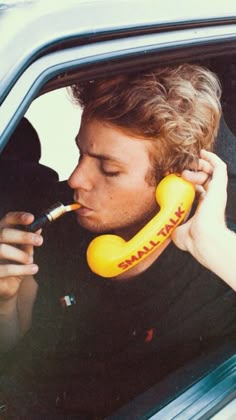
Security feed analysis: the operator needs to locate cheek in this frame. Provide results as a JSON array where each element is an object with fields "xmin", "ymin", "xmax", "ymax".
[{"xmin": 103, "ymin": 185, "xmax": 157, "ymax": 217}]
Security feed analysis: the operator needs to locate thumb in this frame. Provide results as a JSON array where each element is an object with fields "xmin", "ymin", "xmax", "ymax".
[{"xmin": 171, "ymin": 218, "xmax": 192, "ymax": 251}]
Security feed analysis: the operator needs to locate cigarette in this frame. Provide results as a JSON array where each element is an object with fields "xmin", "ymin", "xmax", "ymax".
[{"xmin": 64, "ymin": 203, "xmax": 81, "ymax": 212}]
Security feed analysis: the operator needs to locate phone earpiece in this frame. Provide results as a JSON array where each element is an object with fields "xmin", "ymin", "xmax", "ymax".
[{"xmin": 86, "ymin": 174, "xmax": 195, "ymax": 278}]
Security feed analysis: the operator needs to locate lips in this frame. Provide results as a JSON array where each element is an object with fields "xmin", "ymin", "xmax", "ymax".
[
  {"xmin": 74, "ymin": 202, "xmax": 93, "ymax": 216},
  {"xmin": 73, "ymin": 195, "xmax": 93, "ymax": 213},
  {"xmin": 75, "ymin": 202, "xmax": 92, "ymax": 210}
]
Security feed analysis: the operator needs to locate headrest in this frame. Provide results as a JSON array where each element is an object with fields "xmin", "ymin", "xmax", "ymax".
[{"xmin": 0, "ymin": 159, "xmax": 59, "ymax": 187}]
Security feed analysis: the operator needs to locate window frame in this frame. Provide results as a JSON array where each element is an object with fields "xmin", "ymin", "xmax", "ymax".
[{"xmin": 1, "ymin": 23, "xmax": 236, "ymax": 152}]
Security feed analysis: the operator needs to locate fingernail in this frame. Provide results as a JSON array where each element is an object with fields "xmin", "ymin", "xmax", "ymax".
[
  {"xmin": 22, "ymin": 213, "xmax": 32, "ymax": 221},
  {"xmin": 33, "ymin": 235, "xmax": 43, "ymax": 245},
  {"xmin": 30, "ymin": 264, "xmax": 38, "ymax": 273}
]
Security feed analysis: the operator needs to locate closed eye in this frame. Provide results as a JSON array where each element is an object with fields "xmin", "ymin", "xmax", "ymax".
[{"xmin": 101, "ymin": 168, "xmax": 120, "ymax": 177}]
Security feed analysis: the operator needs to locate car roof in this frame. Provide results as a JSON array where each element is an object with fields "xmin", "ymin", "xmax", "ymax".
[{"xmin": 0, "ymin": 0, "xmax": 236, "ymax": 99}]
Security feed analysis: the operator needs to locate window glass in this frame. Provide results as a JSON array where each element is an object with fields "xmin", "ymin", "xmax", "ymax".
[{"xmin": 26, "ymin": 88, "xmax": 81, "ymax": 180}]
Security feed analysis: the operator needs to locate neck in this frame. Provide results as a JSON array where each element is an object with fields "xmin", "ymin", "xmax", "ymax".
[
  {"xmin": 113, "ymin": 237, "xmax": 171, "ymax": 281},
  {"xmin": 114, "ymin": 209, "xmax": 158, "ymax": 242}
]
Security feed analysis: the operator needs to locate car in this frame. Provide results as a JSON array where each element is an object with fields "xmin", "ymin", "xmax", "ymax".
[{"xmin": 0, "ymin": 0, "xmax": 236, "ymax": 418}]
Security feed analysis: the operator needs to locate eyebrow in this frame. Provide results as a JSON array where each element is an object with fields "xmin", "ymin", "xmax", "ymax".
[{"xmin": 75, "ymin": 136, "xmax": 125, "ymax": 164}]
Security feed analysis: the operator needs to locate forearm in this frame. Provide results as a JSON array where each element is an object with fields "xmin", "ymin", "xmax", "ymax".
[
  {"xmin": 0, "ymin": 298, "xmax": 20, "ymax": 353},
  {"xmin": 203, "ymin": 227, "xmax": 236, "ymax": 291}
]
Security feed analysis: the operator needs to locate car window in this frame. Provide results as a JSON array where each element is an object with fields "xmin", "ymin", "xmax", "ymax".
[
  {"xmin": 25, "ymin": 58, "xmax": 236, "ymax": 181},
  {"xmin": 26, "ymin": 88, "xmax": 81, "ymax": 181},
  {"xmin": 0, "ymin": 19, "xmax": 236, "ymax": 417}
]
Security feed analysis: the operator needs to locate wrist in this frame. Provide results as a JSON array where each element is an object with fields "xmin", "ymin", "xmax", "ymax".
[
  {"xmin": 202, "ymin": 226, "xmax": 236, "ymax": 290},
  {"xmin": 0, "ymin": 296, "xmax": 17, "ymax": 316},
  {"xmin": 0, "ymin": 297, "xmax": 20, "ymax": 353}
]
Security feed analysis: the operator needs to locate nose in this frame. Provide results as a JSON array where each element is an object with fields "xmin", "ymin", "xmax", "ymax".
[{"xmin": 68, "ymin": 158, "xmax": 93, "ymax": 191}]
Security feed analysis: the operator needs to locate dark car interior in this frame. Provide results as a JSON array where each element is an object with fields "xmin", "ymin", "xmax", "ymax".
[{"xmin": 107, "ymin": 341, "xmax": 236, "ymax": 419}]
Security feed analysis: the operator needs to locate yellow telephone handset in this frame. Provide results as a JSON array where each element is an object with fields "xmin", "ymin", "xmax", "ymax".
[{"xmin": 87, "ymin": 174, "xmax": 195, "ymax": 278}]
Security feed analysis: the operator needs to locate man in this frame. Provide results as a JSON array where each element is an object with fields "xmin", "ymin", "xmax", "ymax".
[{"xmin": 0, "ymin": 64, "xmax": 235, "ymax": 418}]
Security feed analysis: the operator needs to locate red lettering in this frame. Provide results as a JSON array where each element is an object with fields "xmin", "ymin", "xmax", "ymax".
[
  {"xmin": 164, "ymin": 223, "xmax": 175, "ymax": 234},
  {"xmin": 157, "ymin": 228, "xmax": 167, "ymax": 237},
  {"xmin": 117, "ymin": 239, "xmax": 162, "ymax": 271},
  {"xmin": 175, "ymin": 206, "xmax": 185, "ymax": 218},
  {"xmin": 137, "ymin": 250, "xmax": 147, "ymax": 259},
  {"xmin": 150, "ymin": 240, "xmax": 160, "ymax": 247},
  {"xmin": 169, "ymin": 217, "xmax": 178, "ymax": 225},
  {"xmin": 118, "ymin": 261, "xmax": 129, "ymax": 270},
  {"xmin": 143, "ymin": 241, "xmax": 160, "ymax": 251},
  {"xmin": 145, "ymin": 328, "xmax": 154, "ymax": 343},
  {"xmin": 125, "ymin": 255, "xmax": 138, "ymax": 266}
]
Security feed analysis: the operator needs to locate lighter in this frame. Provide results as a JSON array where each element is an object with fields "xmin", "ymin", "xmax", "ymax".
[{"xmin": 24, "ymin": 202, "xmax": 81, "ymax": 232}]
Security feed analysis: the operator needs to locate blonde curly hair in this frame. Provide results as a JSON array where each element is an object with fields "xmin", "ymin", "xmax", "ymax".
[{"xmin": 70, "ymin": 64, "xmax": 221, "ymax": 178}]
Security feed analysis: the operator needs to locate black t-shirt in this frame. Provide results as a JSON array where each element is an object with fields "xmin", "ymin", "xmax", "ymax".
[
  {"xmin": 14, "ymin": 209, "xmax": 234, "ymax": 418},
  {"xmin": 1, "ymin": 183, "xmax": 236, "ymax": 419}
]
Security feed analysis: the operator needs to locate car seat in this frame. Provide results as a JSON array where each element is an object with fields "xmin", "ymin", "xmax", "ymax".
[
  {"xmin": 0, "ymin": 117, "xmax": 59, "ymax": 218},
  {"xmin": 215, "ymin": 115, "xmax": 236, "ymax": 230},
  {"xmin": 215, "ymin": 115, "xmax": 236, "ymax": 176}
]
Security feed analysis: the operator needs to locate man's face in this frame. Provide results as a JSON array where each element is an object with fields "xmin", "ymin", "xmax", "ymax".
[{"xmin": 68, "ymin": 118, "xmax": 158, "ymax": 239}]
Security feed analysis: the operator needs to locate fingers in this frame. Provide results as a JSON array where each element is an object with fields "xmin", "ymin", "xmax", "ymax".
[
  {"xmin": 0, "ymin": 243, "xmax": 33, "ymax": 264},
  {"xmin": 181, "ymin": 168, "xmax": 209, "ymax": 186},
  {"xmin": 0, "ymin": 212, "xmax": 43, "ymax": 273},
  {"xmin": 0, "ymin": 212, "xmax": 34, "ymax": 229},
  {"xmin": 0, "ymin": 212, "xmax": 43, "ymax": 249},
  {"xmin": 181, "ymin": 150, "xmax": 227, "ymax": 190},
  {"xmin": 0, "ymin": 212, "xmax": 41, "ymax": 301},
  {"xmin": 200, "ymin": 149, "xmax": 227, "ymax": 170},
  {"xmin": 199, "ymin": 149, "xmax": 228, "ymax": 192},
  {"xmin": 182, "ymin": 153, "xmax": 214, "ymax": 186},
  {"xmin": 0, "ymin": 226, "xmax": 43, "ymax": 246},
  {"xmin": 0, "ymin": 263, "xmax": 38, "ymax": 278},
  {"xmin": 181, "ymin": 150, "xmax": 228, "ymax": 224},
  {"xmin": 173, "ymin": 151, "xmax": 229, "ymax": 261},
  {"xmin": 199, "ymin": 150, "xmax": 228, "ymax": 212}
]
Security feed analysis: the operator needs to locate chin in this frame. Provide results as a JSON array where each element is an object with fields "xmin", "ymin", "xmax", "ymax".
[{"xmin": 76, "ymin": 216, "xmax": 111, "ymax": 234}]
